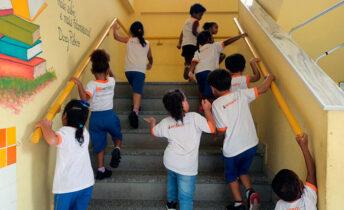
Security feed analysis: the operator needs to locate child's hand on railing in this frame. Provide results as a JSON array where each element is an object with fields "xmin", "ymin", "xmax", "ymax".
[
  {"xmin": 70, "ymin": 77, "xmax": 82, "ymax": 86},
  {"xmin": 241, "ymin": 32, "xmax": 248, "ymax": 38},
  {"xmin": 250, "ymin": 57, "xmax": 261, "ymax": 64},
  {"xmin": 35, "ymin": 119, "xmax": 52, "ymax": 129},
  {"xmin": 296, "ymin": 132, "xmax": 308, "ymax": 148},
  {"xmin": 113, "ymin": 22, "xmax": 120, "ymax": 31}
]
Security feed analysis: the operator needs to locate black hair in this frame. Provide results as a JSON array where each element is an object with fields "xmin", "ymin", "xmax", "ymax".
[
  {"xmin": 190, "ymin": 3, "xmax": 206, "ymax": 15},
  {"xmin": 225, "ymin": 54, "xmax": 246, "ymax": 73},
  {"xmin": 272, "ymin": 169, "xmax": 301, "ymax": 202},
  {"xmin": 130, "ymin": 21, "xmax": 146, "ymax": 47},
  {"xmin": 163, "ymin": 89, "xmax": 185, "ymax": 123},
  {"xmin": 63, "ymin": 100, "xmax": 89, "ymax": 146},
  {"xmin": 90, "ymin": 49, "xmax": 110, "ymax": 74},
  {"xmin": 197, "ymin": 30, "xmax": 212, "ymax": 51},
  {"xmin": 203, "ymin": 22, "xmax": 217, "ymax": 31},
  {"xmin": 207, "ymin": 69, "xmax": 232, "ymax": 91}
]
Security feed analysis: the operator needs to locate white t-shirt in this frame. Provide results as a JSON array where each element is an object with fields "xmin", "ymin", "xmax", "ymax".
[
  {"xmin": 192, "ymin": 42, "xmax": 224, "ymax": 74},
  {"xmin": 212, "ymin": 88, "xmax": 259, "ymax": 157},
  {"xmin": 53, "ymin": 126, "xmax": 94, "ymax": 194},
  {"xmin": 275, "ymin": 182, "xmax": 318, "ymax": 210},
  {"xmin": 85, "ymin": 77, "xmax": 115, "ymax": 111},
  {"xmin": 125, "ymin": 37, "xmax": 150, "ymax": 74},
  {"xmin": 152, "ymin": 112, "xmax": 214, "ymax": 176},
  {"xmin": 230, "ymin": 75, "xmax": 250, "ymax": 92},
  {"xmin": 182, "ymin": 17, "xmax": 201, "ymax": 46}
]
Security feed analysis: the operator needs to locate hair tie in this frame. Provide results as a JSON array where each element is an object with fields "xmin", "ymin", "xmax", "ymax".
[
  {"xmin": 79, "ymin": 100, "xmax": 90, "ymax": 108},
  {"xmin": 79, "ymin": 124, "xmax": 84, "ymax": 128},
  {"xmin": 138, "ymin": 29, "xmax": 142, "ymax": 32}
]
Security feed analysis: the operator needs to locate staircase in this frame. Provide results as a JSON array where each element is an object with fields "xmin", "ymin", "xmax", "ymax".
[{"xmin": 88, "ymin": 82, "xmax": 274, "ymax": 210}]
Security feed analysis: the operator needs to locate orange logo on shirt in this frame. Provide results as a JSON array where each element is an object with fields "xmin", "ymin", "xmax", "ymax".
[
  {"xmin": 168, "ymin": 124, "xmax": 184, "ymax": 129},
  {"xmin": 223, "ymin": 99, "xmax": 237, "ymax": 109},
  {"xmin": 96, "ymin": 87, "xmax": 102, "ymax": 92},
  {"xmin": 287, "ymin": 208, "xmax": 300, "ymax": 210}
]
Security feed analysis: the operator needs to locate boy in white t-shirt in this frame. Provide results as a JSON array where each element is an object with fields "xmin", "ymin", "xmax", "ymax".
[
  {"xmin": 207, "ymin": 69, "xmax": 274, "ymax": 210},
  {"xmin": 144, "ymin": 89, "xmax": 215, "ymax": 210},
  {"xmin": 272, "ymin": 133, "xmax": 317, "ymax": 210},
  {"xmin": 225, "ymin": 54, "xmax": 261, "ymax": 92}
]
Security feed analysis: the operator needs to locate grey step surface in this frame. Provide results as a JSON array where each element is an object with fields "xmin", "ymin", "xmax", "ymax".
[
  {"xmin": 114, "ymin": 82, "xmax": 199, "ymax": 98},
  {"xmin": 118, "ymin": 113, "xmax": 167, "ymax": 129},
  {"xmin": 91, "ymin": 146, "xmax": 264, "ymax": 173},
  {"xmin": 92, "ymin": 171, "xmax": 271, "ymax": 202},
  {"xmin": 88, "ymin": 199, "xmax": 275, "ymax": 210}
]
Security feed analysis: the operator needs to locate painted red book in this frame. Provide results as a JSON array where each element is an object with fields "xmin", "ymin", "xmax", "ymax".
[{"xmin": 0, "ymin": 54, "xmax": 46, "ymax": 80}]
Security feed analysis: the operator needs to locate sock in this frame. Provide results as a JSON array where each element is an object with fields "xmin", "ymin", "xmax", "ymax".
[
  {"xmin": 98, "ymin": 167, "xmax": 105, "ymax": 173},
  {"xmin": 246, "ymin": 189, "xmax": 253, "ymax": 199},
  {"xmin": 133, "ymin": 109, "xmax": 139, "ymax": 115},
  {"xmin": 234, "ymin": 201, "xmax": 244, "ymax": 207},
  {"xmin": 115, "ymin": 146, "xmax": 120, "ymax": 150}
]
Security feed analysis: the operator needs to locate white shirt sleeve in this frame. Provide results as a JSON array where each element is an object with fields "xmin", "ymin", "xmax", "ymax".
[
  {"xmin": 303, "ymin": 182, "xmax": 318, "ymax": 206},
  {"xmin": 152, "ymin": 119, "xmax": 166, "ymax": 138},
  {"xmin": 193, "ymin": 113, "xmax": 214, "ymax": 133},
  {"xmin": 192, "ymin": 51, "xmax": 200, "ymax": 62},
  {"xmin": 212, "ymin": 103, "xmax": 227, "ymax": 131},
  {"xmin": 240, "ymin": 88, "xmax": 258, "ymax": 103},
  {"xmin": 215, "ymin": 41, "xmax": 225, "ymax": 53},
  {"xmin": 85, "ymin": 82, "xmax": 95, "ymax": 98},
  {"xmin": 55, "ymin": 127, "xmax": 68, "ymax": 148}
]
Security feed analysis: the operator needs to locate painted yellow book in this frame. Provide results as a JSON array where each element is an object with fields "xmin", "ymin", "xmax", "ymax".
[{"xmin": 11, "ymin": 0, "xmax": 47, "ymax": 22}]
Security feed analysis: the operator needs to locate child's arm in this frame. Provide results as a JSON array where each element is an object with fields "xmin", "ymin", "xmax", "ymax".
[
  {"xmin": 296, "ymin": 133, "xmax": 317, "ymax": 186},
  {"xmin": 147, "ymin": 47, "xmax": 153, "ymax": 70},
  {"xmin": 35, "ymin": 119, "xmax": 59, "ymax": 145},
  {"xmin": 257, "ymin": 74, "xmax": 275, "ymax": 95},
  {"xmin": 70, "ymin": 77, "xmax": 90, "ymax": 101},
  {"xmin": 249, "ymin": 57, "xmax": 261, "ymax": 83},
  {"xmin": 144, "ymin": 117, "xmax": 156, "ymax": 129},
  {"xmin": 112, "ymin": 22, "xmax": 129, "ymax": 43},
  {"xmin": 202, "ymin": 99, "xmax": 216, "ymax": 130},
  {"xmin": 192, "ymin": 21, "xmax": 199, "ymax": 36},
  {"xmin": 223, "ymin": 33, "xmax": 247, "ymax": 47},
  {"xmin": 177, "ymin": 31, "xmax": 183, "ymax": 49},
  {"xmin": 108, "ymin": 69, "xmax": 115, "ymax": 78}
]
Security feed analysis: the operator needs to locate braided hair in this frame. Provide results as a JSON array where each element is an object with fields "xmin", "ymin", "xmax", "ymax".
[
  {"xmin": 130, "ymin": 21, "xmax": 146, "ymax": 47},
  {"xmin": 63, "ymin": 100, "xmax": 89, "ymax": 146},
  {"xmin": 163, "ymin": 89, "xmax": 185, "ymax": 123}
]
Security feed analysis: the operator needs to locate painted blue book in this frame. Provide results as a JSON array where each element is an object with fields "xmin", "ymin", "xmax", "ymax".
[{"xmin": 0, "ymin": 36, "xmax": 42, "ymax": 61}]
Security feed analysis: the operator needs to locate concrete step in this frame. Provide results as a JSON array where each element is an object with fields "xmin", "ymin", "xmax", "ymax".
[
  {"xmin": 90, "ymin": 146, "xmax": 264, "ymax": 173},
  {"xmin": 113, "ymin": 97, "xmax": 200, "ymax": 112},
  {"xmin": 91, "ymin": 171, "xmax": 272, "ymax": 202},
  {"xmin": 114, "ymin": 82, "xmax": 199, "ymax": 98},
  {"xmin": 88, "ymin": 199, "xmax": 275, "ymax": 210}
]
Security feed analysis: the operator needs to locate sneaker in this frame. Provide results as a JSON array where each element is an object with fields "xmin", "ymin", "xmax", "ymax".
[
  {"xmin": 166, "ymin": 201, "xmax": 177, "ymax": 210},
  {"xmin": 95, "ymin": 168, "xmax": 112, "ymax": 180},
  {"xmin": 110, "ymin": 148, "xmax": 121, "ymax": 168},
  {"xmin": 247, "ymin": 190, "xmax": 261, "ymax": 210},
  {"xmin": 183, "ymin": 66, "xmax": 190, "ymax": 80},
  {"xmin": 128, "ymin": 111, "xmax": 139, "ymax": 129},
  {"xmin": 226, "ymin": 202, "xmax": 245, "ymax": 210}
]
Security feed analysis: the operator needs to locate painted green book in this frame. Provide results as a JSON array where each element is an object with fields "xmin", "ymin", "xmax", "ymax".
[{"xmin": 0, "ymin": 14, "xmax": 40, "ymax": 45}]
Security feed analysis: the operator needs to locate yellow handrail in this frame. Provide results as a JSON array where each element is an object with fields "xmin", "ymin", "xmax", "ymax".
[
  {"xmin": 233, "ymin": 18, "xmax": 303, "ymax": 136},
  {"xmin": 30, "ymin": 17, "xmax": 128, "ymax": 143},
  {"xmin": 145, "ymin": 35, "xmax": 231, "ymax": 40}
]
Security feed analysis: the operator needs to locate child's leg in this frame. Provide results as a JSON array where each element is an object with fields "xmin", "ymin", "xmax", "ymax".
[
  {"xmin": 89, "ymin": 112, "xmax": 108, "ymax": 169},
  {"xmin": 195, "ymin": 71, "xmax": 206, "ymax": 112},
  {"xmin": 106, "ymin": 110, "xmax": 123, "ymax": 168},
  {"xmin": 167, "ymin": 170, "xmax": 178, "ymax": 203},
  {"xmin": 223, "ymin": 155, "xmax": 244, "ymax": 205},
  {"xmin": 54, "ymin": 192, "xmax": 75, "ymax": 210},
  {"xmin": 97, "ymin": 150, "xmax": 105, "ymax": 168},
  {"xmin": 176, "ymin": 173, "xmax": 196, "ymax": 210},
  {"xmin": 71, "ymin": 186, "xmax": 93, "ymax": 210},
  {"xmin": 133, "ymin": 93, "xmax": 142, "ymax": 111}
]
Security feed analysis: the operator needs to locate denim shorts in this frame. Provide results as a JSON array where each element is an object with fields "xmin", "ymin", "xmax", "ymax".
[
  {"xmin": 125, "ymin": 71, "xmax": 146, "ymax": 95},
  {"xmin": 223, "ymin": 145, "xmax": 258, "ymax": 183},
  {"xmin": 89, "ymin": 110, "xmax": 122, "ymax": 153},
  {"xmin": 195, "ymin": 70, "xmax": 214, "ymax": 98}
]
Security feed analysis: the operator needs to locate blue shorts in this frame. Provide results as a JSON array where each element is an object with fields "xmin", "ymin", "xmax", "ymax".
[
  {"xmin": 223, "ymin": 146, "xmax": 257, "ymax": 183},
  {"xmin": 125, "ymin": 71, "xmax": 146, "ymax": 95},
  {"xmin": 89, "ymin": 110, "xmax": 122, "ymax": 153},
  {"xmin": 195, "ymin": 70, "xmax": 214, "ymax": 98},
  {"xmin": 54, "ymin": 186, "xmax": 93, "ymax": 210}
]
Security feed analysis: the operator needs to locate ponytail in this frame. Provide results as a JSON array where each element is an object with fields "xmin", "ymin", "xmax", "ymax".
[
  {"xmin": 163, "ymin": 89, "xmax": 185, "ymax": 123},
  {"xmin": 130, "ymin": 21, "xmax": 146, "ymax": 47}
]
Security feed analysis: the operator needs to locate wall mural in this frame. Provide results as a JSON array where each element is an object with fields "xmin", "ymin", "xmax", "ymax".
[
  {"xmin": 0, "ymin": 0, "xmax": 55, "ymax": 114},
  {"xmin": 0, "ymin": 127, "xmax": 17, "ymax": 210}
]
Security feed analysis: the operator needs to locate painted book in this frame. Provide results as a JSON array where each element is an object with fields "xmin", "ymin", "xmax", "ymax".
[
  {"xmin": 11, "ymin": 0, "xmax": 47, "ymax": 22},
  {"xmin": 0, "ymin": 36, "xmax": 42, "ymax": 61},
  {"xmin": 0, "ymin": 53, "xmax": 46, "ymax": 79},
  {"xmin": 0, "ymin": 0, "xmax": 13, "ymax": 16},
  {"xmin": 0, "ymin": 14, "xmax": 40, "ymax": 45}
]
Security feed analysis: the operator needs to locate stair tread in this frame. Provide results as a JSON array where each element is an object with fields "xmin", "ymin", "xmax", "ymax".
[
  {"xmin": 88, "ymin": 199, "xmax": 275, "ymax": 210},
  {"xmin": 93, "ymin": 170, "xmax": 270, "ymax": 185}
]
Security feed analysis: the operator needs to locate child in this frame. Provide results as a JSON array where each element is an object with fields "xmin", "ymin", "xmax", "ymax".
[
  {"xmin": 177, "ymin": 3, "xmax": 206, "ymax": 80},
  {"xmin": 113, "ymin": 21, "xmax": 153, "ymax": 129},
  {"xmin": 225, "ymin": 54, "xmax": 261, "ymax": 92},
  {"xmin": 207, "ymin": 69, "xmax": 274, "ymax": 210},
  {"xmin": 272, "ymin": 133, "xmax": 317, "ymax": 210},
  {"xmin": 144, "ymin": 89, "xmax": 215, "ymax": 210},
  {"xmin": 35, "ymin": 100, "xmax": 94, "ymax": 210},
  {"xmin": 203, "ymin": 22, "xmax": 226, "ymax": 64},
  {"xmin": 188, "ymin": 31, "xmax": 246, "ymax": 111},
  {"xmin": 71, "ymin": 49, "xmax": 122, "ymax": 180}
]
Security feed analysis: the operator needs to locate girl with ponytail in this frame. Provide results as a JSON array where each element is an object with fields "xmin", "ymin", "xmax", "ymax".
[
  {"xmin": 113, "ymin": 21, "xmax": 153, "ymax": 129},
  {"xmin": 144, "ymin": 89, "xmax": 216, "ymax": 210},
  {"xmin": 35, "ymin": 99, "xmax": 94, "ymax": 210}
]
